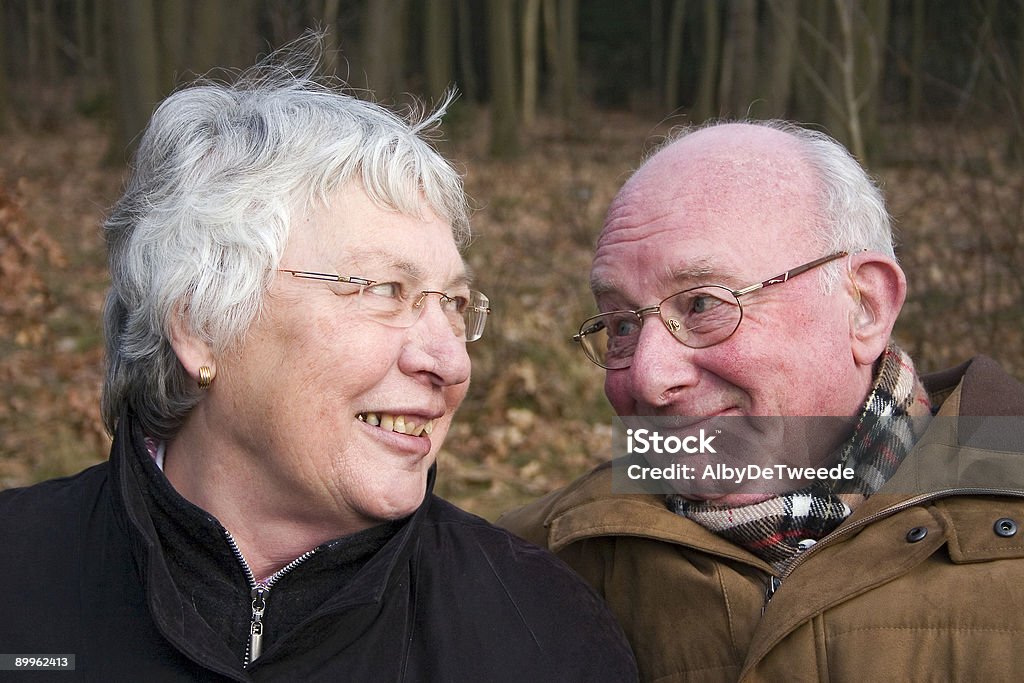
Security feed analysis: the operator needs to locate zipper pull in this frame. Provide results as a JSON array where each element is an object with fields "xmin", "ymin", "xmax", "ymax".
[
  {"xmin": 763, "ymin": 575, "xmax": 782, "ymax": 613},
  {"xmin": 249, "ymin": 586, "xmax": 267, "ymax": 663}
]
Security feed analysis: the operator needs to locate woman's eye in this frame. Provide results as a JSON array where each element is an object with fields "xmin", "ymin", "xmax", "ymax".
[
  {"xmin": 443, "ymin": 295, "xmax": 469, "ymax": 313},
  {"xmin": 365, "ymin": 282, "xmax": 402, "ymax": 299}
]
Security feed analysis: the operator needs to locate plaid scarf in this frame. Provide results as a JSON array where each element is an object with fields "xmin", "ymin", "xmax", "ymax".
[{"xmin": 667, "ymin": 345, "xmax": 933, "ymax": 573}]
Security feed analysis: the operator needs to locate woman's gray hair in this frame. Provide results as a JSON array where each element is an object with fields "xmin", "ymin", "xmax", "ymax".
[
  {"xmin": 101, "ymin": 39, "xmax": 470, "ymax": 439},
  {"xmin": 656, "ymin": 119, "xmax": 895, "ymax": 292}
]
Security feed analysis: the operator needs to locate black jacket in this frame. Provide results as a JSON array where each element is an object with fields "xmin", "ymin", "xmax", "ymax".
[{"xmin": 0, "ymin": 415, "xmax": 638, "ymax": 681}]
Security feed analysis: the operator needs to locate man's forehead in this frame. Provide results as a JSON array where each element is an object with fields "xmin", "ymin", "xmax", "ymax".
[
  {"xmin": 591, "ymin": 248, "xmax": 733, "ymax": 300},
  {"xmin": 626, "ymin": 124, "xmax": 812, "ymax": 199},
  {"xmin": 593, "ymin": 127, "xmax": 820, "ymax": 283}
]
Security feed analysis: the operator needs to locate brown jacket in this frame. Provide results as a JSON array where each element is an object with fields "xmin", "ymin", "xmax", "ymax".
[{"xmin": 498, "ymin": 357, "xmax": 1024, "ymax": 682}]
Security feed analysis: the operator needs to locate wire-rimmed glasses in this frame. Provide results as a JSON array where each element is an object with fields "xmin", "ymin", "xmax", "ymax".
[
  {"xmin": 277, "ymin": 269, "xmax": 491, "ymax": 342},
  {"xmin": 573, "ymin": 252, "xmax": 848, "ymax": 369}
]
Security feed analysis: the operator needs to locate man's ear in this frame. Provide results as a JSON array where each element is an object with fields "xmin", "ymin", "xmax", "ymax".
[
  {"xmin": 167, "ymin": 307, "xmax": 216, "ymax": 385},
  {"xmin": 846, "ymin": 251, "xmax": 906, "ymax": 367}
]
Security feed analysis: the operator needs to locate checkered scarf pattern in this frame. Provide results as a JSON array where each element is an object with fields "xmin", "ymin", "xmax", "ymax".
[{"xmin": 667, "ymin": 345, "xmax": 933, "ymax": 573}]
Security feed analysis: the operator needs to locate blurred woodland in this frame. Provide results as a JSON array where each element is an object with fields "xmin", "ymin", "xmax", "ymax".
[{"xmin": 1, "ymin": 0, "xmax": 1023, "ymax": 519}]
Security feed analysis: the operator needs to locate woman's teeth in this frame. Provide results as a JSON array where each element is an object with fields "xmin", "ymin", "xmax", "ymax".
[{"xmin": 358, "ymin": 412, "xmax": 436, "ymax": 436}]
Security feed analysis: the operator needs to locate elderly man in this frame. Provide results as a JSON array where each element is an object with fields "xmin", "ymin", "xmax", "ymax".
[{"xmin": 499, "ymin": 120, "xmax": 1024, "ymax": 681}]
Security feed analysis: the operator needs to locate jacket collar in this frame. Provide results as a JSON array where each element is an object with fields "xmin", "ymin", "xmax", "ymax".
[
  {"xmin": 537, "ymin": 463, "xmax": 774, "ymax": 573},
  {"xmin": 536, "ymin": 356, "xmax": 1024, "ymax": 570},
  {"xmin": 108, "ymin": 408, "xmax": 437, "ymax": 673}
]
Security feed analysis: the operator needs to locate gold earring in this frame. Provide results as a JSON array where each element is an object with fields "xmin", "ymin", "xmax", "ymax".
[{"xmin": 198, "ymin": 365, "xmax": 214, "ymax": 389}]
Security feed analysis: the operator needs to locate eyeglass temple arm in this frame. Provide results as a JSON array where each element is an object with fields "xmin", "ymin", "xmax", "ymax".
[
  {"xmin": 733, "ymin": 251, "xmax": 849, "ymax": 297},
  {"xmin": 572, "ymin": 318, "xmax": 609, "ymax": 343},
  {"xmin": 277, "ymin": 269, "xmax": 373, "ymax": 286}
]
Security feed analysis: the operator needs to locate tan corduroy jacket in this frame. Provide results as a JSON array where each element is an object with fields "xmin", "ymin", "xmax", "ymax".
[{"xmin": 498, "ymin": 357, "xmax": 1024, "ymax": 682}]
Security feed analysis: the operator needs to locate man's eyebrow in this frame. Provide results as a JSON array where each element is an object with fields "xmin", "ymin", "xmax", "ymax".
[
  {"xmin": 590, "ymin": 259, "xmax": 720, "ymax": 298},
  {"xmin": 590, "ymin": 277, "xmax": 618, "ymax": 298},
  {"xmin": 669, "ymin": 260, "xmax": 718, "ymax": 283}
]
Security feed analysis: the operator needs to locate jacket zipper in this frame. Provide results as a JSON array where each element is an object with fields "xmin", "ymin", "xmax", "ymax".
[
  {"xmin": 763, "ymin": 486, "xmax": 1024, "ymax": 605},
  {"xmin": 224, "ymin": 530, "xmax": 319, "ymax": 667}
]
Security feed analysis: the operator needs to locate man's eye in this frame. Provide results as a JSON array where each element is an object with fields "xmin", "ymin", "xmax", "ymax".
[
  {"xmin": 364, "ymin": 282, "xmax": 402, "ymax": 299},
  {"xmin": 611, "ymin": 316, "xmax": 640, "ymax": 337},
  {"xmin": 691, "ymin": 295, "xmax": 723, "ymax": 314}
]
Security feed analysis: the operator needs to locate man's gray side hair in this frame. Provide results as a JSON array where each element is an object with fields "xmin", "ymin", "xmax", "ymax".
[{"xmin": 101, "ymin": 37, "xmax": 470, "ymax": 439}]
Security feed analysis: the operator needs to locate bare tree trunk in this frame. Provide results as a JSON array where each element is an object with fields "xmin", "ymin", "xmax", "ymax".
[
  {"xmin": 542, "ymin": 0, "xmax": 560, "ymax": 109},
  {"xmin": 1015, "ymin": 0, "xmax": 1024, "ymax": 161},
  {"xmin": 651, "ymin": 0, "xmax": 664, "ymax": 105},
  {"xmin": 557, "ymin": 0, "xmax": 578, "ymax": 120},
  {"xmin": 521, "ymin": 0, "xmax": 541, "ymax": 126},
  {"xmin": 858, "ymin": 0, "xmax": 889, "ymax": 160},
  {"xmin": 663, "ymin": 0, "xmax": 687, "ymax": 112},
  {"xmin": 192, "ymin": 1, "xmax": 228, "ymax": 75},
  {"xmin": 26, "ymin": 1, "xmax": 40, "ymax": 127},
  {"xmin": 231, "ymin": 1, "xmax": 261, "ymax": 71},
  {"xmin": 39, "ymin": 0, "xmax": 59, "ymax": 84},
  {"xmin": 363, "ymin": 0, "xmax": 407, "ymax": 99},
  {"xmin": 766, "ymin": 0, "xmax": 799, "ymax": 118},
  {"xmin": 158, "ymin": 0, "xmax": 187, "ymax": 88},
  {"xmin": 832, "ymin": 0, "xmax": 865, "ymax": 160},
  {"xmin": 793, "ymin": 0, "xmax": 829, "ymax": 123},
  {"xmin": 93, "ymin": 0, "xmax": 108, "ymax": 82},
  {"xmin": 425, "ymin": 0, "xmax": 454, "ymax": 98},
  {"xmin": 488, "ymin": 0, "xmax": 519, "ymax": 157},
  {"xmin": 908, "ymin": 0, "xmax": 925, "ymax": 120},
  {"xmin": 693, "ymin": 0, "xmax": 721, "ymax": 121},
  {"xmin": 74, "ymin": 0, "xmax": 90, "ymax": 72},
  {"xmin": 110, "ymin": 0, "xmax": 161, "ymax": 158},
  {"xmin": 71, "ymin": 0, "xmax": 104, "ymax": 113},
  {"xmin": 322, "ymin": 0, "xmax": 342, "ymax": 77},
  {"xmin": 720, "ymin": 0, "xmax": 757, "ymax": 117},
  {"xmin": 809, "ymin": 0, "xmax": 888, "ymax": 161},
  {"xmin": 0, "ymin": 9, "xmax": 9, "ymax": 131},
  {"xmin": 456, "ymin": 0, "xmax": 479, "ymax": 101}
]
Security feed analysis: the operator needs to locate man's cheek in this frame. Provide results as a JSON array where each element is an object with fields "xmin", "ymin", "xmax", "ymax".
[{"xmin": 604, "ymin": 375, "xmax": 634, "ymax": 414}]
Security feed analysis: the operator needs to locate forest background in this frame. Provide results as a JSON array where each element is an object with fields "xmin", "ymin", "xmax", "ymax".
[{"xmin": 1, "ymin": 0, "xmax": 1022, "ymax": 520}]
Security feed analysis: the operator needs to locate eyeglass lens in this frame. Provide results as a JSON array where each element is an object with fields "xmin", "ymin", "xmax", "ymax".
[
  {"xmin": 356, "ymin": 285, "xmax": 490, "ymax": 342},
  {"xmin": 578, "ymin": 286, "xmax": 741, "ymax": 369}
]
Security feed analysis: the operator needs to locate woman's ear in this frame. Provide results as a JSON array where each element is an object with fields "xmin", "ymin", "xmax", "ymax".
[
  {"xmin": 846, "ymin": 251, "xmax": 907, "ymax": 367},
  {"xmin": 167, "ymin": 307, "xmax": 216, "ymax": 386}
]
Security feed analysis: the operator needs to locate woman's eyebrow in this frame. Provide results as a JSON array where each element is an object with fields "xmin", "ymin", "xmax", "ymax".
[{"xmin": 339, "ymin": 247, "xmax": 474, "ymax": 288}]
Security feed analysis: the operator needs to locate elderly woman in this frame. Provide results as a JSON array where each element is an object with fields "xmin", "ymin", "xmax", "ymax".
[{"xmin": 0, "ymin": 46, "xmax": 637, "ymax": 680}]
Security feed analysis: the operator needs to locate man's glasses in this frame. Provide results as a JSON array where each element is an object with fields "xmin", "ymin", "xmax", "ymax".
[
  {"xmin": 573, "ymin": 252, "xmax": 849, "ymax": 369},
  {"xmin": 278, "ymin": 269, "xmax": 491, "ymax": 342}
]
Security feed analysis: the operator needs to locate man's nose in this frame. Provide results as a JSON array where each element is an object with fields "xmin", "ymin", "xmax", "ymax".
[{"xmin": 626, "ymin": 317, "xmax": 701, "ymax": 406}]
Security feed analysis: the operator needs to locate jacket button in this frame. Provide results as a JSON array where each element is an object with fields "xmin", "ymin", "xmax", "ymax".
[
  {"xmin": 994, "ymin": 518, "xmax": 1018, "ymax": 538},
  {"xmin": 906, "ymin": 526, "xmax": 928, "ymax": 543}
]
